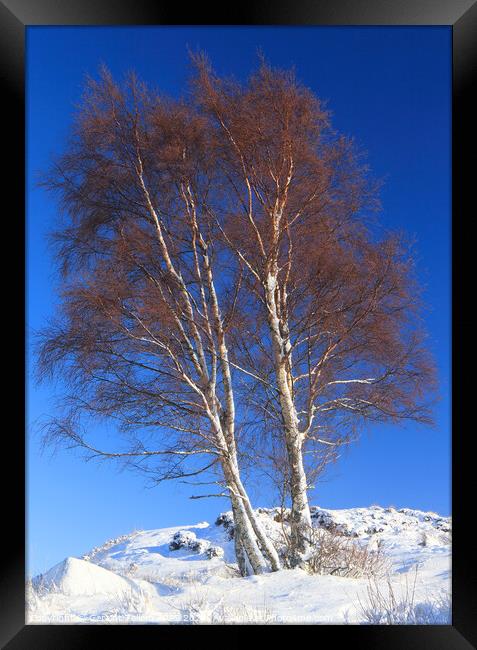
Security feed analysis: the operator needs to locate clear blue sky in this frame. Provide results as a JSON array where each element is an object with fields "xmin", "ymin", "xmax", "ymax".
[{"xmin": 27, "ymin": 26, "xmax": 451, "ymax": 577}]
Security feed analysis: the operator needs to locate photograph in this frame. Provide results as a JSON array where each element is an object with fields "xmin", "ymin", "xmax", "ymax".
[{"xmin": 26, "ymin": 25, "xmax": 451, "ymax": 625}]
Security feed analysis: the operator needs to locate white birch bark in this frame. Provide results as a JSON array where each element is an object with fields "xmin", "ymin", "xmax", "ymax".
[
  {"xmin": 220, "ymin": 459, "xmax": 267, "ymax": 575},
  {"xmin": 265, "ymin": 273, "xmax": 312, "ymax": 566},
  {"xmin": 134, "ymin": 144, "xmax": 278, "ymax": 575}
]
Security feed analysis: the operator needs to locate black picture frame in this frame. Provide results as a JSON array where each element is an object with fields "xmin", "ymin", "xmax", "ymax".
[{"xmin": 1, "ymin": 0, "xmax": 475, "ymax": 647}]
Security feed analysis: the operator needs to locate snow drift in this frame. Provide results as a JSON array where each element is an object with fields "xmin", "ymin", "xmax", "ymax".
[
  {"xmin": 33, "ymin": 557, "xmax": 140, "ymax": 598},
  {"xmin": 27, "ymin": 504, "xmax": 451, "ymax": 624}
]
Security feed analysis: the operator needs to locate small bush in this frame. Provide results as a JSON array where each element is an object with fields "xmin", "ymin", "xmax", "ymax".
[
  {"xmin": 177, "ymin": 587, "xmax": 280, "ymax": 624},
  {"xmin": 357, "ymin": 570, "xmax": 451, "ymax": 625},
  {"xmin": 306, "ymin": 527, "xmax": 390, "ymax": 578},
  {"xmin": 25, "ymin": 578, "xmax": 40, "ymax": 614},
  {"xmin": 113, "ymin": 587, "xmax": 152, "ymax": 616},
  {"xmin": 169, "ymin": 530, "xmax": 209, "ymax": 554},
  {"xmin": 25, "ymin": 579, "xmax": 75, "ymax": 624},
  {"xmin": 96, "ymin": 587, "xmax": 153, "ymax": 622},
  {"xmin": 169, "ymin": 530, "xmax": 198, "ymax": 551},
  {"xmin": 212, "ymin": 602, "xmax": 281, "ymax": 624}
]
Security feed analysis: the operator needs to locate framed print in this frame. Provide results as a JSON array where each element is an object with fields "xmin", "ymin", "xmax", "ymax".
[{"xmin": 1, "ymin": 0, "xmax": 475, "ymax": 647}]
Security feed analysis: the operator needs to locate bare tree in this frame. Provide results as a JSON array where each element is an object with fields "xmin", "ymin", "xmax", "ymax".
[
  {"xmin": 193, "ymin": 58, "xmax": 436, "ymax": 568},
  {"xmin": 36, "ymin": 69, "xmax": 280, "ymax": 576}
]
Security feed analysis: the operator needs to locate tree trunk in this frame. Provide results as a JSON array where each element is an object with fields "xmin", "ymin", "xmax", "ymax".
[
  {"xmin": 223, "ymin": 463, "xmax": 268, "ymax": 575},
  {"xmin": 231, "ymin": 470, "xmax": 281, "ymax": 571},
  {"xmin": 286, "ymin": 435, "xmax": 312, "ymax": 567},
  {"xmin": 265, "ymin": 273, "xmax": 312, "ymax": 567},
  {"xmin": 203, "ymin": 252, "xmax": 280, "ymax": 573},
  {"xmin": 232, "ymin": 521, "xmax": 248, "ymax": 577}
]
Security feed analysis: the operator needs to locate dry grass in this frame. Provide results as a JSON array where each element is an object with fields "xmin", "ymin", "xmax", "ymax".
[
  {"xmin": 357, "ymin": 568, "xmax": 451, "ymax": 625},
  {"xmin": 305, "ymin": 527, "xmax": 391, "ymax": 578}
]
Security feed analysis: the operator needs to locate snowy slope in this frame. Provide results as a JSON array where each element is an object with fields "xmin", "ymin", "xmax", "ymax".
[{"xmin": 27, "ymin": 505, "xmax": 451, "ymax": 624}]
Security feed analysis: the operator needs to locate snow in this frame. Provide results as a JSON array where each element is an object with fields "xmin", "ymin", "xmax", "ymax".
[
  {"xmin": 27, "ymin": 504, "xmax": 451, "ymax": 624},
  {"xmin": 33, "ymin": 557, "xmax": 139, "ymax": 597}
]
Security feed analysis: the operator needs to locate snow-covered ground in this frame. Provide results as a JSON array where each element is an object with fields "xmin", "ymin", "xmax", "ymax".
[{"xmin": 27, "ymin": 505, "xmax": 451, "ymax": 624}]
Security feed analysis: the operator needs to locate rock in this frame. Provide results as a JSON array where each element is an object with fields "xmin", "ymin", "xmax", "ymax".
[
  {"xmin": 215, "ymin": 512, "xmax": 235, "ymax": 539},
  {"xmin": 215, "ymin": 512, "xmax": 234, "ymax": 529},
  {"xmin": 365, "ymin": 526, "xmax": 384, "ymax": 535},
  {"xmin": 190, "ymin": 539, "xmax": 209, "ymax": 554},
  {"xmin": 206, "ymin": 545, "xmax": 224, "ymax": 559}
]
